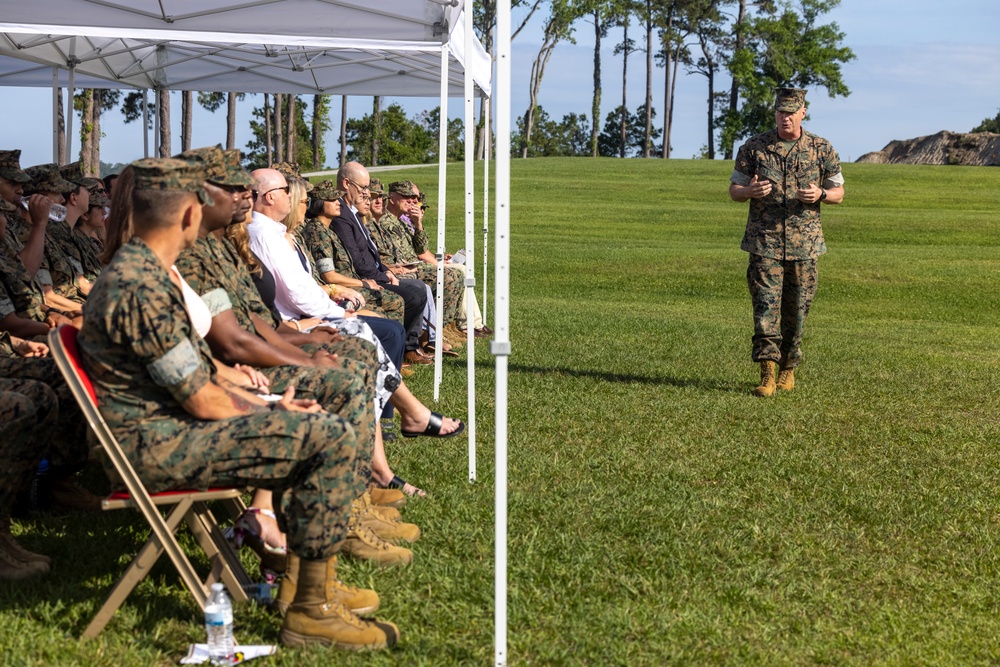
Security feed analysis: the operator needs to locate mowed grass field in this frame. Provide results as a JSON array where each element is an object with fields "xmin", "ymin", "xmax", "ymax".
[{"xmin": 4, "ymin": 158, "xmax": 1000, "ymax": 666}]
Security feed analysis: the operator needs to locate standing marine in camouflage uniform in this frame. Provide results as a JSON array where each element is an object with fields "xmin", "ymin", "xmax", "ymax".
[
  {"xmin": 729, "ymin": 87, "xmax": 845, "ymax": 396},
  {"xmin": 79, "ymin": 157, "xmax": 400, "ymax": 650}
]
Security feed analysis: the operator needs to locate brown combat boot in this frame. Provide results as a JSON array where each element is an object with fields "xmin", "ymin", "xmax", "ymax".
[
  {"xmin": 279, "ymin": 556, "xmax": 397, "ymax": 650},
  {"xmin": 753, "ymin": 361, "xmax": 777, "ymax": 397},
  {"xmin": 360, "ymin": 490, "xmax": 402, "ymax": 521},
  {"xmin": 276, "ymin": 554, "xmax": 379, "ymax": 618},
  {"xmin": 46, "ymin": 475, "xmax": 103, "ymax": 512},
  {"xmin": 0, "ymin": 518, "xmax": 51, "ymax": 570},
  {"xmin": 0, "ymin": 532, "xmax": 48, "ymax": 580},
  {"xmin": 369, "ymin": 487, "xmax": 407, "ymax": 509},
  {"xmin": 342, "ymin": 524, "xmax": 413, "ymax": 567},
  {"xmin": 776, "ymin": 367, "xmax": 795, "ymax": 392}
]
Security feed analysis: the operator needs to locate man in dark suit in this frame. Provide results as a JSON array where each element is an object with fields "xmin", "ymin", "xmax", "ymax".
[{"xmin": 329, "ymin": 162, "xmax": 428, "ymax": 360}]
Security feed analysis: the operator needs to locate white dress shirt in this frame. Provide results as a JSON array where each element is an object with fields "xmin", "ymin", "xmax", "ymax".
[{"xmin": 247, "ymin": 211, "xmax": 346, "ymax": 320}]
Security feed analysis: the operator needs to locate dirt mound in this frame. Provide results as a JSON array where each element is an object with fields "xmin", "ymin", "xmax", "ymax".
[{"xmin": 856, "ymin": 130, "xmax": 1000, "ymax": 166}]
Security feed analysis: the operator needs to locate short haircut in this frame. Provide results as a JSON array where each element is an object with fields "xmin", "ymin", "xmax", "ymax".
[{"xmin": 132, "ymin": 189, "xmax": 197, "ymax": 232}]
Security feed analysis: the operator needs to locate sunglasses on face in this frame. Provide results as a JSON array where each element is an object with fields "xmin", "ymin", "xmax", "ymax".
[{"xmin": 251, "ymin": 185, "xmax": 290, "ymax": 201}]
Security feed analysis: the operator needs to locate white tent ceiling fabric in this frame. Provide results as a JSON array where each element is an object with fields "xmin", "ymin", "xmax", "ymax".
[{"xmin": 0, "ymin": 0, "xmax": 491, "ymax": 96}]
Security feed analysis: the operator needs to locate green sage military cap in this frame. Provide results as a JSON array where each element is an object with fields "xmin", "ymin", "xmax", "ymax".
[
  {"xmin": 0, "ymin": 150, "xmax": 30, "ymax": 183},
  {"xmin": 130, "ymin": 157, "xmax": 213, "ymax": 205},
  {"xmin": 388, "ymin": 180, "xmax": 418, "ymax": 197},
  {"xmin": 775, "ymin": 87, "xmax": 807, "ymax": 113},
  {"xmin": 176, "ymin": 145, "xmax": 255, "ymax": 188},
  {"xmin": 24, "ymin": 163, "xmax": 76, "ymax": 195},
  {"xmin": 310, "ymin": 180, "xmax": 346, "ymax": 202}
]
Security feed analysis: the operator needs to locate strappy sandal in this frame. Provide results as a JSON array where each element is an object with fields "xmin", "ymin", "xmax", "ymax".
[{"xmin": 225, "ymin": 507, "xmax": 288, "ymax": 581}]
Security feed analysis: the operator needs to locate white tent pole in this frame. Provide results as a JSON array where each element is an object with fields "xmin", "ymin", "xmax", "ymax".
[
  {"xmin": 65, "ymin": 37, "xmax": 76, "ymax": 164},
  {"xmin": 432, "ymin": 43, "xmax": 448, "ymax": 401},
  {"xmin": 464, "ymin": 5, "xmax": 476, "ymax": 484},
  {"xmin": 482, "ymin": 91, "xmax": 491, "ymax": 326},
  {"xmin": 494, "ymin": 0, "xmax": 511, "ymax": 665},
  {"xmin": 51, "ymin": 66, "xmax": 59, "ymax": 162},
  {"xmin": 142, "ymin": 89, "xmax": 149, "ymax": 158}
]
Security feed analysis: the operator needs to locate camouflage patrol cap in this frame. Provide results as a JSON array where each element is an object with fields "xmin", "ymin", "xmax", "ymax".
[
  {"xmin": 222, "ymin": 149, "xmax": 255, "ymax": 187},
  {"xmin": 369, "ymin": 178, "xmax": 386, "ymax": 197},
  {"xmin": 0, "ymin": 150, "xmax": 30, "ymax": 183},
  {"xmin": 310, "ymin": 180, "xmax": 346, "ymax": 202},
  {"xmin": 775, "ymin": 87, "xmax": 807, "ymax": 113},
  {"xmin": 130, "ymin": 157, "xmax": 213, "ymax": 206},
  {"xmin": 388, "ymin": 180, "xmax": 418, "ymax": 197},
  {"xmin": 88, "ymin": 192, "xmax": 111, "ymax": 208},
  {"xmin": 24, "ymin": 163, "xmax": 77, "ymax": 195},
  {"xmin": 177, "ymin": 145, "xmax": 255, "ymax": 188},
  {"xmin": 59, "ymin": 161, "xmax": 86, "ymax": 185},
  {"xmin": 79, "ymin": 177, "xmax": 105, "ymax": 194},
  {"xmin": 271, "ymin": 161, "xmax": 302, "ymax": 180}
]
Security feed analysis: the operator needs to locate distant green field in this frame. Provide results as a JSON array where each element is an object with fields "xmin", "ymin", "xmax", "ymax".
[{"xmin": 5, "ymin": 158, "xmax": 1000, "ymax": 666}]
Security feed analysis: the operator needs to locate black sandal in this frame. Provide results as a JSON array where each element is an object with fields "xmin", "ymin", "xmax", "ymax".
[{"xmin": 400, "ymin": 412, "xmax": 466, "ymax": 439}]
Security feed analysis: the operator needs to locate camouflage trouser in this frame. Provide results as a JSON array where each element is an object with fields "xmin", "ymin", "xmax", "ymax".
[
  {"xmin": 359, "ymin": 286, "xmax": 405, "ymax": 324},
  {"xmin": 260, "ymin": 357, "xmax": 375, "ymax": 486},
  {"xmin": 121, "ymin": 407, "xmax": 363, "ymax": 561},
  {"xmin": 0, "ymin": 357, "xmax": 89, "ymax": 473},
  {"xmin": 747, "ymin": 254, "xmax": 818, "ymax": 368},
  {"xmin": 447, "ymin": 263, "xmax": 484, "ymax": 329},
  {"xmin": 0, "ymin": 379, "xmax": 55, "ymax": 516},
  {"xmin": 412, "ymin": 263, "xmax": 463, "ymax": 324}
]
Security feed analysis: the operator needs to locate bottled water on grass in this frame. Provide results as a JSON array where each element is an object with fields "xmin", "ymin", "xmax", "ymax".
[{"xmin": 204, "ymin": 583, "xmax": 235, "ymax": 665}]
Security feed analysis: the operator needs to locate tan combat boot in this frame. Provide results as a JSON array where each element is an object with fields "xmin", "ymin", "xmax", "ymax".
[
  {"xmin": 351, "ymin": 495, "xmax": 418, "ymax": 545},
  {"xmin": 0, "ymin": 518, "xmax": 51, "ymax": 571},
  {"xmin": 753, "ymin": 361, "xmax": 777, "ymax": 397},
  {"xmin": 776, "ymin": 367, "xmax": 795, "ymax": 392},
  {"xmin": 369, "ymin": 487, "xmax": 407, "ymax": 509},
  {"xmin": 342, "ymin": 524, "xmax": 413, "ymax": 567},
  {"xmin": 0, "ymin": 534, "xmax": 47, "ymax": 580},
  {"xmin": 279, "ymin": 556, "xmax": 397, "ymax": 650},
  {"xmin": 361, "ymin": 490, "xmax": 402, "ymax": 521},
  {"xmin": 276, "ymin": 554, "xmax": 379, "ymax": 618}
]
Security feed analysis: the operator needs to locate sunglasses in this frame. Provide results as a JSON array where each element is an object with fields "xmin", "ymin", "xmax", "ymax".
[{"xmin": 251, "ymin": 184, "xmax": 290, "ymax": 201}]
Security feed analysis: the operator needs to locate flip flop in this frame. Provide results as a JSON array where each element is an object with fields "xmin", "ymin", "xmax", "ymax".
[{"xmin": 401, "ymin": 412, "xmax": 466, "ymax": 439}]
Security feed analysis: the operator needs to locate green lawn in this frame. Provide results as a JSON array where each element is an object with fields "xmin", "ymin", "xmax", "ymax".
[{"xmin": 5, "ymin": 158, "xmax": 1000, "ymax": 665}]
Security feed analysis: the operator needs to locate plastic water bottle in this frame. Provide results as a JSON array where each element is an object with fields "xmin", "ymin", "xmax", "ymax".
[
  {"xmin": 204, "ymin": 583, "xmax": 235, "ymax": 665},
  {"xmin": 19, "ymin": 196, "xmax": 66, "ymax": 222}
]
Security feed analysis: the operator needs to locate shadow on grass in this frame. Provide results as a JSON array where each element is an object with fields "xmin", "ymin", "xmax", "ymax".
[{"xmin": 508, "ymin": 363, "xmax": 745, "ymax": 393}]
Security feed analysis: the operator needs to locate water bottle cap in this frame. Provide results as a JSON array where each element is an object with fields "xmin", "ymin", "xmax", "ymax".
[{"xmin": 211, "ymin": 583, "xmax": 225, "ymax": 592}]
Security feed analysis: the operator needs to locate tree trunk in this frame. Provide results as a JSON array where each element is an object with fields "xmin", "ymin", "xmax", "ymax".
[
  {"xmin": 226, "ymin": 92, "xmax": 237, "ymax": 150},
  {"xmin": 285, "ymin": 94, "xmax": 295, "ymax": 163},
  {"xmin": 591, "ymin": 10, "xmax": 602, "ymax": 158},
  {"xmin": 725, "ymin": 0, "xmax": 748, "ymax": 160},
  {"xmin": 158, "ymin": 88, "xmax": 171, "ymax": 157},
  {"xmin": 620, "ymin": 18, "xmax": 629, "ymax": 159},
  {"xmin": 56, "ymin": 89, "xmax": 66, "ymax": 165},
  {"xmin": 274, "ymin": 93, "xmax": 284, "ymax": 163},
  {"xmin": 182, "ymin": 90, "xmax": 193, "ymax": 152},
  {"xmin": 263, "ymin": 93, "xmax": 273, "ymax": 165},
  {"xmin": 701, "ymin": 34, "xmax": 716, "ymax": 160},
  {"xmin": 372, "ymin": 96, "xmax": 381, "ymax": 167},
  {"xmin": 643, "ymin": 1, "xmax": 653, "ymax": 158},
  {"xmin": 90, "ymin": 89, "xmax": 101, "ymax": 173},
  {"xmin": 662, "ymin": 17, "xmax": 673, "ymax": 158},
  {"xmin": 312, "ymin": 94, "xmax": 323, "ymax": 169},
  {"xmin": 669, "ymin": 43, "xmax": 682, "ymax": 158},
  {"xmin": 339, "ymin": 96, "xmax": 348, "ymax": 167}
]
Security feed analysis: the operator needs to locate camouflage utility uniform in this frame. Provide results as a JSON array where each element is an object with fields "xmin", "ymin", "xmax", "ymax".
[
  {"xmin": 372, "ymin": 210, "xmax": 463, "ymax": 324},
  {"xmin": 81, "ymin": 237, "xmax": 363, "ymax": 559},
  {"xmin": 731, "ymin": 128, "xmax": 843, "ymax": 368},
  {"xmin": 296, "ymin": 217, "xmax": 405, "ymax": 323}
]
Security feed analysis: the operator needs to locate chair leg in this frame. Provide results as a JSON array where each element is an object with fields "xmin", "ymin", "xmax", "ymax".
[{"xmin": 186, "ymin": 502, "xmax": 252, "ymax": 603}]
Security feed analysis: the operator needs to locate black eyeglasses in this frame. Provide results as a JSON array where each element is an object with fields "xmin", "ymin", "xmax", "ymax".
[
  {"xmin": 345, "ymin": 177, "xmax": 370, "ymax": 193},
  {"xmin": 252, "ymin": 185, "xmax": 290, "ymax": 201}
]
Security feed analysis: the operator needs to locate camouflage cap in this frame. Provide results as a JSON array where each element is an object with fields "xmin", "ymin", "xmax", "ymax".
[
  {"xmin": 88, "ymin": 193, "xmax": 111, "ymax": 208},
  {"xmin": 59, "ymin": 161, "xmax": 86, "ymax": 185},
  {"xmin": 775, "ymin": 87, "xmax": 807, "ymax": 113},
  {"xmin": 270, "ymin": 161, "xmax": 302, "ymax": 180},
  {"xmin": 388, "ymin": 180, "xmax": 418, "ymax": 197},
  {"xmin": 24, "ymin": 163, "xmax": 77, "ymax": 195},
  {"xmin": 369, "ymin": 178, "xmax": 386, "ymax": 197},
  {"xmin": 130, "ymin": 157, "xmax": 213, "ymax": 206},
  {"xmin": 310, "ymin": 180, "xmax": 345, "ymax": 202},
  {"xmin": 80, "ymin": 177, "xmax": 105, "ymax": 194},
  {"xmin": 177, "ymin": 145, "xmax": 255, "ymax": 188},
  {"xmin": 222, "ymin": 149, "xmax": 255, "ymax": 187},
  {"xmin": 0, "ymin": 150, "xmax": 30, "ymax": 183}
]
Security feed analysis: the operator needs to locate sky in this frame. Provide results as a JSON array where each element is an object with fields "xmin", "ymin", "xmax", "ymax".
[{"xmin": 1, "ymin": 0, "xmax": 999, "ymax": 168}]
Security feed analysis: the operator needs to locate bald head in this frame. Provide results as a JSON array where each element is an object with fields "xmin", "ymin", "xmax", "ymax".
[
  {"xmin": 336, "ymin": 161, "xmax": 370, "ymax": 207},
  {"xmin": 251, "ymin": 168, "xmax": 291, "ymax": 221}
]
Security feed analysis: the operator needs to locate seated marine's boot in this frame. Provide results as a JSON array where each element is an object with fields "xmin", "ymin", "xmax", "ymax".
[
  {"xmin": 342, "ymin": 524, "xmax": 413, "ymax": 567},
  {"xmin": 279, "ymin": 555, "xmax": 397, "ymax": 650},
  {"xmin": 276, "ymin": 554, "xmax": 379, "ymax": 618},
  {"xmin": 368, "ymin": 487, "xmax": 407, "ymax": 509},
  {"xmin": 753, "ymin": 361, "xmax": 777, "ymax": 397},
  {"xmin": 776, "ymin": 367, "xmax": 795, "ymax": 392}
]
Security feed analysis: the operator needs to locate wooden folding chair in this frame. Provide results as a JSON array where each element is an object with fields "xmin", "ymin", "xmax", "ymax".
[{"xmin": 48, "ymin": 324, "xmax": 253, "ymax": 639}]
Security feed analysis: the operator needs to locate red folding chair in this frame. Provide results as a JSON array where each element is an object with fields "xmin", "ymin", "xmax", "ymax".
[{"xmin": 48, "ymin": 324, "xmax": 252, "ymax": 639}]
